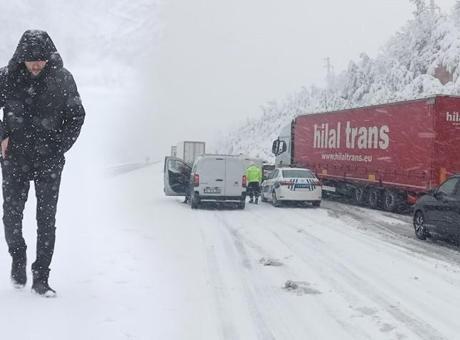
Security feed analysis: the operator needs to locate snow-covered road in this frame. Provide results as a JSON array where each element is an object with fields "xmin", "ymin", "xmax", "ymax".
[{"xmin": 1, "ymin": 163, "xmax": 460, "ymax": 340}]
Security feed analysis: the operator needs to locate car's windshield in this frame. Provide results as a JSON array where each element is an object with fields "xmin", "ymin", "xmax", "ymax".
[{"xmin": 282, "ymin": 170, "xmax": 314, "ymax": 178}]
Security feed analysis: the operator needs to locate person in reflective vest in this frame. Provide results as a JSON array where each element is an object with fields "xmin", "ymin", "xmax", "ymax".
[{"xmin": 245, "ymin": 164, "xmax": 262, "ymax": 204}]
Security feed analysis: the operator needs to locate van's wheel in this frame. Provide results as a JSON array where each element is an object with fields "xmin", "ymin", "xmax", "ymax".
[
  {"xmin": 238, "ymin": 200, "xmax": 245, "ymax": 209},
  {"xmin": 414, "ymin": 210, "xmax": 427, "ymax": 240},
  {"xmin": 312, "ymin": 201, "xmax": 321, "ymax": 207},
  {"xmin": 383, "ymin": 189, "xmax": 400, "ymax": 212},
  {"xmin": 368, "ymin": 188, "xmax": 380, "ymax": 209},
  {"xmin": 353, "ymin": 186, "xmax": 366, "ymax": 205},
  {"xmin": 191, "ymin": 193, "xmax": 200, "ymax": 209},
  {"xmin": 272, "ymin": 191, "xmax": 281, "ymax": 207}
]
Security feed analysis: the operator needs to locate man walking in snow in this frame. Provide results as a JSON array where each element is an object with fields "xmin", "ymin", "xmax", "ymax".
[
  {"xmin": 246, "ymin": 163, "xmax": 262, "ymax": 204},
  {"xmin": 0, "ymin": 30, "xmax": 85, "ymax": 296}
]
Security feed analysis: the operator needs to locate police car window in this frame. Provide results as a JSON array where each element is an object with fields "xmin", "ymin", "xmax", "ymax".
[
  {"xmin": 438, "ymin": 178, "xmax": 458, "ymax": 196},
  {"xmin": 282, "ymin": 170, "xmax": 314, "ymax": 178},
  {"xmin": 271, "ymin": 170, "xmax": 279, "ymax": 179}
]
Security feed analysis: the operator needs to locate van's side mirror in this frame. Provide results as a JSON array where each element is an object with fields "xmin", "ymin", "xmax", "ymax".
[{"xmin": 272, "ymin": 139, "xmax": 287, "ymax": 156}]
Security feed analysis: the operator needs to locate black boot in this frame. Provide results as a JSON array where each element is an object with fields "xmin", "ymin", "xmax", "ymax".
[
  {"xmin": 11, "ymin": 254, "xmax": 27, "ymax": 288},
  {"xmin": 255, "ymin": 197, "xmax": 259, "ymax": 204},
  {"xmin": 32, "ymin": 269, "xmax": 56, "ymax": 297}
]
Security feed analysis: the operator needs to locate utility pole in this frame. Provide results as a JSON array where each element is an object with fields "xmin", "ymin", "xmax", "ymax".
[{"xmin": 324, "ymin": 57, "xmax": 333, "ymax": 111}]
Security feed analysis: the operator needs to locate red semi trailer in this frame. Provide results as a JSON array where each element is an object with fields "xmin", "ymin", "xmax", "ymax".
[{"xmin": 273, "ymin": 95, "xmax": 460, "ymax": 211}]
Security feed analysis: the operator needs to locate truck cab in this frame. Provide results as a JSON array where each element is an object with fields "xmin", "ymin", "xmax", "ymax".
[{"xmin": 274, "ymin": 123, "xmax": 292, "ymax": 167}]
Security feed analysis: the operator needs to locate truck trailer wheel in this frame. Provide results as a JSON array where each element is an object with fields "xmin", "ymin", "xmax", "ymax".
[
  {"xmin": 383, "ymin": 189, "xmax": 401, "ymax": 212},
  {"xmin": 368, "ymin": 188, "xmax": 381, "ymax": 209},
  {"xmin": 353, "ymin": 186, "xmax": 366, "ymax": 205}
]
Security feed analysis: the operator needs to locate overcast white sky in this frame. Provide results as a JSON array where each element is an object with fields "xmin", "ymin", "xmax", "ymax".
[{"xmin": 152, "ymin": 0, "xmax": 457, "ymax": 154}]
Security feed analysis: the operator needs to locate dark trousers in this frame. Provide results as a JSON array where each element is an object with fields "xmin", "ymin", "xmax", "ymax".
[
  {"xmin": 2, "ymin": 158, "xmax": 63, "ymax": 274},
  {"xmin": 247, "ymin": 182, "xmax": 260, "ymax": 200}
]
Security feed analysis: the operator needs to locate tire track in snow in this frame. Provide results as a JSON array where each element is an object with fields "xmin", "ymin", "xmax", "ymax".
[
  {"xmin": 197, "ymin": 213, "xmax": 240, "ymax": 340},
  {"xmin": 249, "ymin": 207, "xmax": 448, "ymax": 340},
  {"xmin": 281, "ymin": 205, "xmax": 460, "ymax": 329},
  {"xmin": 323, "ymin": 201, "xmax": 460, "ymax": 266},
  {"xmin": 233, "ymin": 208, "xmax": 399, "ymax": 339},
  {"xmin": 270, "ymin": 202, "xmax": 460, "ymax": 290},
  {"xmin": 212, "ymin": 211, "xmax": 278, "ymax": 340},
  {"xmin": 216, "ymin": 211, "xmax": 375, "ymax": 340},
  {"xmin": 299, "ymin": 202, "xmax": 460, "ymax": 289}
]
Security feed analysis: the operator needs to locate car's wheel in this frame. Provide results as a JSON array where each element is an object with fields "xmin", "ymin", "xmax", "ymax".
[
  {"xmin": 383, "ymin": 189, "xmax": 400, "ymax": 212},
  {"xmin": 191, "ymin": 192, "xmax": 200, "ymax": 209},
  {"xmin": 353, "ymin": 186, "xmax": 366, "ymax": 205},
  {"xmin": 368, "ymin": 188, "xmax": 380, "ymax": 209},
  {"xmin": 238, "ymin": 200, "xmax": 245, "ymax": 209},
  {"xmin": 414, "ymin": 210, "xmax": 427, "ymax": 240},
  {"xmin": 272, "ymin": 191, "xmax": 281, "ymax": 207},
  {"xmin": 312, "ymin": 201, "xmax": 321, "ymax": 207}
]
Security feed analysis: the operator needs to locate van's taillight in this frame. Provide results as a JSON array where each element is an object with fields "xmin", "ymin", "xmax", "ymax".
[
  {"xmin": 242, "ymin": 175, "xmax": 247, "ymax": 188},
  {"xmin": 193, "ymin": 174, "xmax": 200, "ymax": 187}
]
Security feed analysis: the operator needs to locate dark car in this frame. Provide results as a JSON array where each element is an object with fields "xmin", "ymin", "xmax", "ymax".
[{"xmin": 413, "ymin": 174, "xmax": 460, "ymax": 243}]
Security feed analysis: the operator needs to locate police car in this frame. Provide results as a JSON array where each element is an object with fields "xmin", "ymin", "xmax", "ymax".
[{"xmin": 261, "ymin": 167, "xmax": 322, "ymax": 207}]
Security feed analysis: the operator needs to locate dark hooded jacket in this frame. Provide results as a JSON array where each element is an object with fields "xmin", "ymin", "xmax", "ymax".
[{"xmin": 0, "ymin": 30, "xmax": 85, "ymax": 169}]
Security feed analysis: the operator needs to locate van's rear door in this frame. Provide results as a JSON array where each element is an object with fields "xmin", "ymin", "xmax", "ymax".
[
  {"xmin": 199, "ymin": 157, "xmax": 226, "ymax": 196},
  {"xmin": 225, "ymin": 158, "xmax": 245, "ymax": 197},
  {"xmin": 164, "ymin": 157, "xmax": 191, "ymax": 196}
]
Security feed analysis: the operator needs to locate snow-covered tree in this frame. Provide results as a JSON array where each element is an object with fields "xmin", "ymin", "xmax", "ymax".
[
  {"xmin": 218, "ymin": 2, "xmax": 460, "ymax": 159},
  {"xmin": 411, "ymin": 0, "xmax": 427, "ymax": 18},
  {"xmin": 453, "ymin": 1, "xmax": 460, "ymax": 25}
]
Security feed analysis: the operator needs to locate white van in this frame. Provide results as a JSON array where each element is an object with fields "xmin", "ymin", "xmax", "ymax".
[{"xmin": 164, "ymin": 155, "xmax": 247, "ymax": 209}]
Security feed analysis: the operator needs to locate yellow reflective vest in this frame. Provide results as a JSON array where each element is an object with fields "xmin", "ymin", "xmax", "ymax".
[{"xmin": 246, "ymin": 165, "xmax": 262, "ymax": 183}]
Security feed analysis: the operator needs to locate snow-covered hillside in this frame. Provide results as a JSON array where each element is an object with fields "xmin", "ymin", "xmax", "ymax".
[{"xmin": 219, "ymin": 2, "xmax": 460, "ymax": 161}]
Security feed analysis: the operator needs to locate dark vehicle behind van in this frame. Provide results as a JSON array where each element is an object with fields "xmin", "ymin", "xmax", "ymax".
[{"xmin": 413, "ymin": 174, "xmax": 460, "ymax": 243}]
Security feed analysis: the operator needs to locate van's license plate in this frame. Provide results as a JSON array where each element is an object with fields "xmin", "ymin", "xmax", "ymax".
[{"xmin": 204, "ymin": 187, "xmax": 221, "ymax": 194}]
